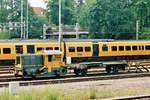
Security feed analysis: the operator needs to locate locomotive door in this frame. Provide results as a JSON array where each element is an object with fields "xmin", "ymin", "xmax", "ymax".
[
  {"xmin": 93, "ymin": 44, "xmax": 99, "ymax": 57},
  {"xmin": 27, "ymin": 45, "xmax": 35, "ymax": 54}
]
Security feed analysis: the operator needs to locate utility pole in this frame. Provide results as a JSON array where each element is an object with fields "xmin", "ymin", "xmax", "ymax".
[
  {"xmin": 59, "ymin": 0, "xmax": 62, "ymax": 50},
  {"xmin": 21, "ymin": 0, "xmax": 23, "ymax": 39},
  {"xmin": 26, "ymin": 0, "xmax": 28, "ymax": 39},
  {"xmin": 75, "ymin": 23, "xmax": 79, "ymax": 39},
  {"xmin": 43, "ymin": 24, "xmax": 47, "ymax": 39},
  {"xmin": 136, "ymin": 20, "xmax": 139, "ymax": 40}
]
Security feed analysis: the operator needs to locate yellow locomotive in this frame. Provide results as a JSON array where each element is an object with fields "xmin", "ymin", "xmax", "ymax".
[
  {"xmin": 14, "ymin": 50, "xmax": 66, "ymax": 77},
  {"xmin": 0, "ymin": 39, "xmax": 150, "ymax": 76}
]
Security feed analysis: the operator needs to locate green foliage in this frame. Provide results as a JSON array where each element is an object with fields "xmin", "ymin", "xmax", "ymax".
[
  {"xmin": 1, "ymin": 0, "xmax": 150, "ymax": 39},
  {"xmin": 131, "ymin": 0, "xmax": 150, "ymax": 28},
  {"xmin": 76, "ymin": 0, "xmax": 96, "ymax": 29},
  {"xmin": 76, "ymin": 0, "xmax": 150, "ymax": 39},
  {"xmin": 88, "ymin": 0, "xmax": 136, "ymax": 34},
  {"xmin": 0, "ymin": 0, "xmax": 48, "ymax": 39},
  {"xmin": 0, "ymin": 32, "xmax": 11, "ymax": 39},
  {"xmin": 46, "ymin": 0, "xmax": 76, "ymax": 25}
]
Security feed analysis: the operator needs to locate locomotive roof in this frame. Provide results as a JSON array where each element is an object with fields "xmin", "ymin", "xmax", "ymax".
[{"xmin": 0, "ymin": 39, "xmax": 150, "ymax": 43}]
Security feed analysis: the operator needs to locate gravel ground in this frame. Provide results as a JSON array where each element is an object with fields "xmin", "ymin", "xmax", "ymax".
[{"xmin": 52, "ymin": 76, "xmax": 150, "ymax": 91}]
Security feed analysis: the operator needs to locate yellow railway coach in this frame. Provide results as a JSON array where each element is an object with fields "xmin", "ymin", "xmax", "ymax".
[
  {"xmin": 1, "ymin": 39, "xmax": 150, "ymax": 66},
  {"xmin": 0, "ymin": 40, "xmax": 64, "ymax": 64}
]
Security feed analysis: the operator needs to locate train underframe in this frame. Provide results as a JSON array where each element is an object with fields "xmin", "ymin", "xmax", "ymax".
[
  {"xmin": 7, "ymin": 54, "xmax": 150, "ymax": 77},
  {"xmin": 69, "ymin": 55, "xmax": 150, "ymax": 75}
]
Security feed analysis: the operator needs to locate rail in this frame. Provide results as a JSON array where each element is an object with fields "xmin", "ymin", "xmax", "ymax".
[
  {"xmin": 128, "ymin": 60, "xmax": 150, "ymax": 72},
  {"xmin": 114, "ymin": 95, "xmax": 150, "ymax": 100}
]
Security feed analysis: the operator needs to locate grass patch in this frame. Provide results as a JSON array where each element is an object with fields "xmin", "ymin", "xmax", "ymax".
[
  {"xmin": 1, "ymin": 84, "xmax": 150, "ymax": 100},
  {"xmin": 0, "ymin": 87, "xmax": 62, "ymax": 100}
]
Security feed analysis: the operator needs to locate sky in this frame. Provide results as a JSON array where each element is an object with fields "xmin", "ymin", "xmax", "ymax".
[{"xmin": 28, "ymin": 0, "xmax": 47, "ymax": 9}]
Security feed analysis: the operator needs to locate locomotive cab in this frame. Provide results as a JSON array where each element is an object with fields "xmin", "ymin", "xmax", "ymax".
[{"xmin": 14, "ymin": 50, "xmax": 67, "ymax": 78}]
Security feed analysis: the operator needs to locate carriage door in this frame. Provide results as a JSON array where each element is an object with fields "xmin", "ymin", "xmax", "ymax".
[
  {"xmin": 27, "ymin": 45, "xmax": 35, "ymax": 54},
  {"xmin": 93, "ymin": 44, "xmax": 99, "ymax": 57}
]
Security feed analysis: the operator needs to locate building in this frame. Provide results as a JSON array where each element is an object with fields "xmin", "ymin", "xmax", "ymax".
[
  {"xmin": 32, "ymin": 7, "xmax": 45, "ymax": 16},
  {"xmin": 28, "ymin": 0, "xmax": 47, "ymax": 16}
]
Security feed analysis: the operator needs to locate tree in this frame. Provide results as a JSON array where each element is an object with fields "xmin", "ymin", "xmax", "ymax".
[
  {"xmin": 131, "ymin": 0, "xmax": 150, "ymax": 28},
  {"xmin": 46, "ymin": 0, "xmax": 76, "ymax": 25},
  {"xmin": 0, "ymin": 0, "xmax": 48, "ymax": 38},
  {"xmin": 75, "ymin": 0, "xmax": 96, "ymax": 29},
  {"xmin": 87, "ymin": 0, "xmax": 136, "ymax": 39}
]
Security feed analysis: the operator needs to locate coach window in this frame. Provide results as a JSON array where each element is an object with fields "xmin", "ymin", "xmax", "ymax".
[
  {"xmin": 102, "ymin": 44, "xmax": 108, "ymax": 52},
  {"xmin": 37, "ymin": 47, "xmax": 43, "ymax": 51},
  {"xmin": 46, "ymin": 47, "xmax": 53, "ymax": 50},
  {"xmin": 85, "ymin": 47, "xmax": 91, "ymax": 52},
  {"xmin": 55, "ymin": 47, "xmax": 59, "ymax": 50},
  {"xmin": 111, "ymin": 46, "xmax": 117, "ymax": 51},
  {"xmin": 119, "ymin": 46, "xmax": 124, "ymax": 51},
  {"xmin": 145, "ymin": 45, "xmax": 150, "ymax": 50},
  {"xmin": 3, "ymin": 48, "xmax": 11, "ymax": 54},
  {"xmin": 125, "ymin": 46, "xmax": 131, "ymax": 51},
  {"xmin": 69, "ymin": 47, "xmax": 75, "ymax": 52},
  {"xmin": 139, "ymin": 46, "xmax": 141, "ymax": 50},
  {"xmin": 142, "ymin": 46, "xmax": 144, "ymax": 50},
  {"xmin": 132, "ymin": 46, "xmax": 137, "ymax": 50},
  {"xmin": 16, "ymin": 45, "xmax": 23, "ymax": 54},
  {"xmin": 77, "ymin": 47, "xmax": 83, "ymax": 52}
]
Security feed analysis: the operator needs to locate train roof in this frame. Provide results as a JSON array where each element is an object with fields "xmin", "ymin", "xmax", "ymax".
[
  {"xmin": 0, "ymin": 39, "xmax": 57, "ymax": 43},
  {"xmin": 0, "ymin": 39, "xmax": 114, "ymax": 43},
  {"xmin": 0, "ymin": 39, "xmax": 150, "ymax": 43}
]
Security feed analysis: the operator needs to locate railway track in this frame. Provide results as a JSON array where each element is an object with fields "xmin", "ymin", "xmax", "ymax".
[
  {"xmin": 1, "ymin": 72, "xmax": 150, "ymax": 87},
  {"xmin": 112, "ymin": 95, "xmax": 150, "ymax": 100},
  {"xmin": 0, "ymin": 66, "xmax": 13, "ymax": 74},
  {"xmin": 0, "ymin": 63, "xmax": 150, "ymax": 88}
]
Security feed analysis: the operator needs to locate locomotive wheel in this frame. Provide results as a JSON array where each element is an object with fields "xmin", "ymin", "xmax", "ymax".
[
  {"xmin": 81, "ymin": 69, "xmax": 87, "ymax": 76},
  {"xmin": 74, "ymin": 69, "xmax": 87, "ymax": 76},
  {"xmin": 74, "ymin": 69, "xmax": 80, "ymax": 76},
  {"xmin": 112, "ymin": 66, "xmax": 119, "ymax": 73},
  {"xmin": 106, "ymin": 66, "xmax": 111, "ymax": 74},
  {"xmin": 54, "ymin": 70, "xmax": 60, "ymax": 78},
  {"xmin": 31, "ymin": 75, "xmax": 36, "ymax": 79}
]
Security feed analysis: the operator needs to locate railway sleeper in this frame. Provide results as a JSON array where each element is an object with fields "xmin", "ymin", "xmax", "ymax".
[{"xmin": 128, "ymin": 61, "xmax": 150, "ymax": 72}]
